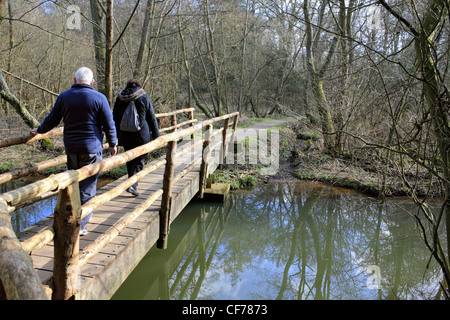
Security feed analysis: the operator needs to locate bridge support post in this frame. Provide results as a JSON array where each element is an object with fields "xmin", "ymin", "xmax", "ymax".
[
  {"xmin": 171, "ymin": 114, "xmax": 177, "ymax": 133},
  {"xmin": 219, "ymin": 118, "xmax": 229, "ymax": 169},
  {"xmin": 52, "ymin": 183, "xmax": 81, "ymax": 300},
  {"xmin": 189, "ymin": 109, "xmax": 195, "ymax": 140},
  {"xmin": 199, "ymin": 124, "xmax": 212, "ymax": 198},
  {"xmin": 157, "ymin": 140, "xmax": 177, "ymax": 250}
]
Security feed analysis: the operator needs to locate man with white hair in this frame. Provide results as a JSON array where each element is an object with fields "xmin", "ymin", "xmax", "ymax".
[
  {"xmin": 31, "ymin": 67, "xmax": 117, "ymax": 235},
  {"xmin": 74, "ymin": 66, "xmax": 94, "ymax": 83}
]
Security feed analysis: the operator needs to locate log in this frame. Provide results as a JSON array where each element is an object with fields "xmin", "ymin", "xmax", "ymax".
[
  {"xmin": 0, "ymin": 144, "xmax": 108, "ymax": 184},
  {"xmin": 159, "ymin": 119, "xmax": 197, "ymax": 133},
  {"xmin": 81, "ymin": 137, "xmax": 204, "ymax": 219},
  {"xmin": 79, "ymin": 189, "xmax": 164, "ymax": 267},
  {"xmin": 155, "ymin": 107, "xmax": 194, "ymax": 118},
  {"xmin": 0, "ymin": 155, "xmax": 67, "ymax": 184},
  {"xmin": 0, "ymin": 201, "xmax": 48, "ymax": 299},
  {"xmin": 21, "ymin": 228, "xmax": 55, "ymax": 255},
  {"xmin": 6, "ymin": 190, "xmax": 58, "ymax": 214},
  {"xmin": 0, "ymin": 127, "xmax": 63, "ymax": 149},
  {"xmin": 52, "ymin": 184, "xmax": 81, "ymax": 300}
]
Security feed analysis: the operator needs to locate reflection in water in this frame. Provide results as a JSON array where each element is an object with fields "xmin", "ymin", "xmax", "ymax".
[
  {"xmin": 10, "ymin": 196, "xmax": 57, "ymax": 233},
  {"xmin": 8, "ymin": 177, "xmax": 114, "ymax": 233},
  {"xmin": 112, "ymin": 181, "xmax": 443, "ymax": 300}
]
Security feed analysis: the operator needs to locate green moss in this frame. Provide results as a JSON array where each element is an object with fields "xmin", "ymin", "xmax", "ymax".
[{"xmin": 39, "ymin": 138, "xmax": 53, "ymax": 150}]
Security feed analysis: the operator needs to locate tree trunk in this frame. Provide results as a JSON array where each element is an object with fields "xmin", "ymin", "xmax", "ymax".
[
  {"xmin": 104, "ymin": 0, "xmax": 113, "ymax": 105},
  {"xmin": 134, "ymin": 0, "xmax": 155, "ymax": 79},
  {"xmin": 412, "ymin": 0, "xmax": 450, "ymax": 268},
  {"xmin": 379, "ymin": 0, "xmax": 450, "ymax": 295},
  {"xmin": 303, "ymin": 0, "xmax": 337, "ymax": 153},
  {"xmin": 178, "ymin": 15, "xmax": 213, "ymax": 118},
  {"xmin": 0, "ymin": 71, "xmax": 40, "ymax": 128},
  {"xmin": 90, "ymin": 0, "xmax": 106, "ymax": 94}
]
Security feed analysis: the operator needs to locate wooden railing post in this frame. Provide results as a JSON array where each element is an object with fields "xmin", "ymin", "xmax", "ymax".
[
  {"xmin": 157, "ymin": 140, "xmax": 177, "ymax": 250},
  {"xmin": 219, "ymin": 118, "xmax": 229, "ymax": 169},
  {"xmin": 52, "ymin": 183, "xmax": 81, "ymax": 300},
  {"xmin": 189, "ymin": 109, "xmax": 195, "ymax": 140},
  {"xmin": 226, "ymin": 113, "xmax": 239, "ymax": 165},
  {"xmin": 199, "ymin": 124, "xmax": 212, "ymax": 198},
  {"xmin": 171, "ymin": 114, "xmax": 177, "ymax": 133},
  {"xmin": 232, "ymin": 113, "xmax": 239, "ymax": 131}
]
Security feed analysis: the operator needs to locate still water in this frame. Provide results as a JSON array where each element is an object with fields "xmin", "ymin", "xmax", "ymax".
[{"xmin": 111, "ymin": 181, "xmax": 443, "ymax": 300}]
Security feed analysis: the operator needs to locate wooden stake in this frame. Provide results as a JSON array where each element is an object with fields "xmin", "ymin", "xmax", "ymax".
[
  {"xmin": 189, "ymin": 109, "xmax": 195, "ymax": 140},
  {"xmin": 199, "ymin": 124, "xmax": 212, "ymax": 198},
  {"xmin": 52, "ymin": 183, "xmax": 81, "ymax": 300},
  {"xmin": 219, "ymin": 118, "xmax": 229, "ymax": 169},
  {"xmin": 171, "ymin": 114, "xmax": 177, "ymax": 133},
  {"xmin": 0, "ymin": 127, "xmax": 63, "ymax": 149},
  {"xmin": 157, "ymin": 140, "xmax": 177, "ymax": 249}
]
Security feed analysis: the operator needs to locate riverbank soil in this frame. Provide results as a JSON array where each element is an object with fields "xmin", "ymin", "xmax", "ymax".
[{"xmin": 218, "ymin": 117, "xmax": 443, "ymax": 198}]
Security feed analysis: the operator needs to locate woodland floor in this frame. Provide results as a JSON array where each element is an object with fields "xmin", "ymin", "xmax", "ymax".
[{"xmin": 218, "ymin": 117, "xmax": 444, "ymax": 199}]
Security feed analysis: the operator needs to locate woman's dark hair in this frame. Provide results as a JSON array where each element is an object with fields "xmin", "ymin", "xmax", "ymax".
[{"xmin": 126, "ymin": 79, "xmax": 142, "ymax": 88}]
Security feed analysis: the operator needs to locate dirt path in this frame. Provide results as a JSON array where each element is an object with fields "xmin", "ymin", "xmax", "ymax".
[
  {"xmin": 234, "ymin": 118, "xmax": 296, "ymax": 142},
  {"xmin": 240, "ymin": 118, "xmax": 296, "ymax": 130}
]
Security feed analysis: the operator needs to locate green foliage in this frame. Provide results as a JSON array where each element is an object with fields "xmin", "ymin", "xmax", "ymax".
[
  {"xmin": 215, "ymin": 170, "xmax": 259, "ymax": 190},
  {"xmin": 239, "ymin": 174, "xmax": 257, "ymax": 187},
  {"xmin": 0, "ymin": 160, "xmax": 14, "ymax": 173}
]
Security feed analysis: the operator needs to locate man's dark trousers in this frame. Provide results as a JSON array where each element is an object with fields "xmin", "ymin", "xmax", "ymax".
[{"xmin": 67, "ymin": 152, "xmax": 103, "ymax": 229}]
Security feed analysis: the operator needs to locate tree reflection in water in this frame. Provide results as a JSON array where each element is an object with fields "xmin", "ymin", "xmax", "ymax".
[{"xmin": 112, "ymin": 181, "xmax": 443, "ymax": 300}]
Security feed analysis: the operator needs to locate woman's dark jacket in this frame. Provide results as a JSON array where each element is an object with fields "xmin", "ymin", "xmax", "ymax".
[{"xmin": 113, "ymin": 87, "xmax": 160, "ymax": 149}]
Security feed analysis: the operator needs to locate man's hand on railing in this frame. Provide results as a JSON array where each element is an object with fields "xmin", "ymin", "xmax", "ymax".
[
  {"xmin": 108, "ymin": 146, "xmax": 117, "ymax": 156},
  {"xmin": 30, "ymin": 128, "xmax": 38, "ymax": 135}
]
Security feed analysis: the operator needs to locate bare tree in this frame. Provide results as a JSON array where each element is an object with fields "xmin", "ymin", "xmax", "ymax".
[
  {"xmin": 303, "ymin": 0, "xmax": 338, "ymax": 153},
  {"xmin": 377, "ymin": 0, "xmax": 450, "ymax": 297}
]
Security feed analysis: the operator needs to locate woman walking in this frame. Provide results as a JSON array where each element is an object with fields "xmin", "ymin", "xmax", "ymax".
[{"xmin": 113, "ymin": 79, "xmax": 160, "ymax": 196}]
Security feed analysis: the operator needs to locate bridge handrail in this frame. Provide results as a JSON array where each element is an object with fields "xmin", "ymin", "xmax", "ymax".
[
  {"xmin": 0, "ymin": 112, "xmax": 237, "ymax": 208},
  {"xmin": 0, "ymin": 108, "xmax": 196, "ymax": 184},
  {"xmin": 0, "ymin": 107, "xmax": 196, "ymax": 149},
  {"xmin": 0, "ymin": 111, "xmax": 239, "ymax": 300}
]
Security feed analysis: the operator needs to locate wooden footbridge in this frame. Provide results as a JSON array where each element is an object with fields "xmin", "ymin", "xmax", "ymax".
[{"xmin": 0, "ymin": 108, "xmax": 239, "ymax": 300}]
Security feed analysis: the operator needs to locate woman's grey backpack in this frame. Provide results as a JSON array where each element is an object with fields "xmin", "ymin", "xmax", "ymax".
[{"xmin": 120, "ymin": 101, "xmax": 141, "ymax": 132}]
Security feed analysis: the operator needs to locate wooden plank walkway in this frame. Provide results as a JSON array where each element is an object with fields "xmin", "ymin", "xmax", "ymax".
[{"xmin": 16, "ymin": 137, "xmax": 223, "ymax": 300}]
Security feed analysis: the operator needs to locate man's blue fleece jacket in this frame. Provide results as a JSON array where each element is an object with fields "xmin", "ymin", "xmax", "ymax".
[{"xmin": 37, "ymin": 83, "xmax": 117, "ymax": 154}]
